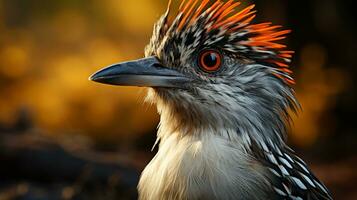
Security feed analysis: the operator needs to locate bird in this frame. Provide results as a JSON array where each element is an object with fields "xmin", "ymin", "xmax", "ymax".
[{"xmin": 90, "ymin": 0, "xmax": 333, "ymax": 199}]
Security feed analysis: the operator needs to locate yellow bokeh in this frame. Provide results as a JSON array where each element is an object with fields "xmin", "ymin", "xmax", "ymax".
[
  {"xmin": 291, "ymin": 44, "xmax": 347, "ymax": 146},
  {"xmin": 0, "ymin": 0, "xmax": 348, "ymax": 146}
]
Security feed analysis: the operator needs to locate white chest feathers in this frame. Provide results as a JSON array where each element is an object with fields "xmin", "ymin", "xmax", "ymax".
[{"xmin": 138, "ymin": 134, "xmax": 270, "ymax": 200}]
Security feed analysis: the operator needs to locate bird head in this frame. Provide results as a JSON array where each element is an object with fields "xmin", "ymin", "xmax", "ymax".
[{"xmin": 90, "ymin": 0, "xmax": 298, "ymax": 145}]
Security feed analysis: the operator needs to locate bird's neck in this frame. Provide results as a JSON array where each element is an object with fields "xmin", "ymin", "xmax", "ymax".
[{"xmin": 154, "ymin": 95, "xmax": 288, "ymax": 148}]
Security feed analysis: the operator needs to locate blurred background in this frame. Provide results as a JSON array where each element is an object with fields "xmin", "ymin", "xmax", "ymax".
[{"xmin": 0, "ymin": 0, "xmax": 356, "ymax": 199}]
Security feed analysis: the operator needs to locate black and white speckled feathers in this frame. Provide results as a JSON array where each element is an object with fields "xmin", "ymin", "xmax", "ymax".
[
  {"xmin": 146, "ymin": 0, "xmax": 295, "ymax": 85},
  {"xmin": 250, "ymin": 140, "xmax": 332, "ymax": 199}
]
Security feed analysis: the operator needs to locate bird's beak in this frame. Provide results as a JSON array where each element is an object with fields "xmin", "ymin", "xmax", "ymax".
[{"xmin": 89, "ymin": 56, "xmax": 190, "ymax": 88}]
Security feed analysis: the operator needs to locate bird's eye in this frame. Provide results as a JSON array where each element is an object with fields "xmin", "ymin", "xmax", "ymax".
[{"xmin": 198, "ymin": 50, "xmax": 222, "ymax": 72}]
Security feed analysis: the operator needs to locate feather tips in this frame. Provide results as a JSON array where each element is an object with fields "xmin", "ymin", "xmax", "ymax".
[{"xmin": 166, "ymin": 0, "xmax": 295, "ymax": 85}]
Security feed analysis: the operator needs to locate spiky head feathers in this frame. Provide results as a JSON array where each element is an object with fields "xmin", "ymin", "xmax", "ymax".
[
  {"xmin": 146, "ymin": 0, "xmax": 298, "ymax": 145},
  {"xmin": 146, "ymin": 0, "xmax": 294, "ymax": 85}
]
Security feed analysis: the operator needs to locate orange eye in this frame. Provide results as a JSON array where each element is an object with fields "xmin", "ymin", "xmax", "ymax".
[{"xmin": 198, "ymin": 50, "xmax": 222, "ymax": 72}]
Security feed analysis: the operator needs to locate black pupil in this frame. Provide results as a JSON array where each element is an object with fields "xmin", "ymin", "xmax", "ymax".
[{"xmin": 203, "ymin": 53, "xmax": 218, "ymax": 68}]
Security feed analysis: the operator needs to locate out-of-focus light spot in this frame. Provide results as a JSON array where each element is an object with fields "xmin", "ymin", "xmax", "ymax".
[
  {"xmin": 87, "ymin": 39, "xmax": 123, "ymax": 69},
  {"xmin": 52, "ymin": 10, "xmax": 88, "ymax": 44},
  {"xmin": 291, "ymin": 43, "xmax": 347, "ymax": 147},
  {"xmin": 27, "ymin": 84, "xmax": 68, "ymax": 128},
  {"xmin": 0, "ymin": 45, "xmax": 30, "ymax": 78},
  {"xmin": 0, "ymin": 99, "xmax": 17, "ymax": 124},
  {"xmin": 99, "ymin": 0, "xmax": 160, "ymax": 33},
  {"xmin": 47, "ymin": 55, "xmax": 91, "ymax": 92},
  {"xmin": 86, "ymin": 97, "xmax": 118, "ymax": 127},
  {"xmin": 62, "ymin": 187, "xmax": 75, "ymax": 200},
  {"xmin": 300, "ymin": 44, "xmax": 327, "ymax": 71}
]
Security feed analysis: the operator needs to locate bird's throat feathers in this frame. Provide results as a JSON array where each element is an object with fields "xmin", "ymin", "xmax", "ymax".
[{"xmin": 147, "ymin": 82, "xmax": 298, "ymax": 149}]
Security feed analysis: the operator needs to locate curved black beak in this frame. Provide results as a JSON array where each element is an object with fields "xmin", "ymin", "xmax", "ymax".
[{"xmin": 89, "ymin": 56, "xmax": 190, "ymax": 88}]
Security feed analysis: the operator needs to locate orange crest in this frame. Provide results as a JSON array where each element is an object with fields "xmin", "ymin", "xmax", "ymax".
[{"xmin": 165, "ymin": 0, "xmax": 295, "ymax": 84}]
